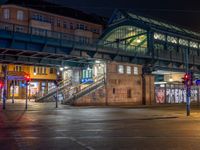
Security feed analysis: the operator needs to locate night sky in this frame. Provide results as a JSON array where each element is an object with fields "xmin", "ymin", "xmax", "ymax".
[{"xmin": 48, "ymin": 0, "xmax": 200, "ymax": 32}]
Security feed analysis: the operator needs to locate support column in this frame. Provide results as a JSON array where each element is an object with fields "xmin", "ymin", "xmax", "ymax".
[
  {"xmin": 12, "ymin": 80, "xmax": 14, "ymax": 104},
  {"xmin": 2, "ymin": 65, "xmax": 8, "ymax": 110}
]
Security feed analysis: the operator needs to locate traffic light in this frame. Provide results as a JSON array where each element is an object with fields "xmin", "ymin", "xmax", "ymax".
[
  {"xmin": 24, "ymin": 75, "xmax": 31, "ymax": 83},
  {"xmin": 182, "ymin": 73, "xmax": 190, "ymax": 85},
  {"xmin": 0, "ymin": 80, "xmax": 4, "ymax": 89}
]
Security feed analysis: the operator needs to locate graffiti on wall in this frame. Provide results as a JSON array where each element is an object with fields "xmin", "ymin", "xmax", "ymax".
[{"xmin": 155, "ymin": 84, "xmax": 199, "ymax": 104}]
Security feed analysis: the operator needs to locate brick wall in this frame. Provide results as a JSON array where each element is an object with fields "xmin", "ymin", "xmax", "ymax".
[
  {"xmin": 106, "ymin": 61, "xmax": 143, "ymax": 105},
  {"xmin": 74, "ymin": 86, "xmax": 106, "ymax": 106},
  {"xmin": 73, "ymin": 61, "xmax": 155, "ymax": 106}
]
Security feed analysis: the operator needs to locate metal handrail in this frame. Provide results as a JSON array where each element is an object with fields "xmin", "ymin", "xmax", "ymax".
[
  {"xmin": 63, "ymin": 75, "xmax": 105, "ymax": 103},
  {"xmin": 36, "ymin": 78, "xmax": 72, "ymax": 99}
]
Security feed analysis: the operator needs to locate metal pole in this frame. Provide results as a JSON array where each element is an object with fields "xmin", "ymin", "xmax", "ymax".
[
  {"xmin": 2, "ymin": 65, "xmax": 7, "ymax": 110},
  {"xmin": 0, "ymin": 88, "xmax": 1, "ymax": 101},
  {"xmin": 186, "ymin": 48, "xmax": 190, "ymax": 116},
  {"xmin": 12, "ymin": 80, "xmax": 14, "ymax": 104},
  {"xmin": 56, "ymin": 85, "xmax": 58, "ymax": 108},
  {"xmin": 25, "ymin": 82, "xmax": 28, "ymax": 110},
  {"xmin": 29, "ymin": 84, "xmax": 31, "ymax": 101}
]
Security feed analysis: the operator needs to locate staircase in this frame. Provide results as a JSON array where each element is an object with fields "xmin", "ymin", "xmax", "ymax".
[
  {"xmin": 35, "ymin": 79, "xmax": 72, "ymax": 102},
  {"xmin": 62, "ymin": 75, "xmax": 105, "ymax": 105}
]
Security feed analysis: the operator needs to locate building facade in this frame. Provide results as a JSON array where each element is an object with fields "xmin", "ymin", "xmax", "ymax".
[
  {"xmin": 0, "ymin": 0, "xmax": 105, "ymax": 99},
  {"xmin": 0, "ymin": 64, "xmax": 57, "ymax": 99},
  {"xmin": 0, "ymin": 0, "xmax": 104, "ymax": 39}
]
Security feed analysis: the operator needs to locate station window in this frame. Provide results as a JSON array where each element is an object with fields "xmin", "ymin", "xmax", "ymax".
[
  {"xmin": 133, "ymin": 66, "xmax": 138, "ymax": 75},
  {"xmin": 167, "ymin": 36, "xmax": 178, "ymax": 44},
  {"xmin": 126, "ymin": 66, "xmax": 131, "ymax": 74},
  {"xmin": 154, "ymin": 33, "xmax": 165, "ymax": 41},
  {"xmin": 118, "ymin": 65, "xmax": 124, "ymax": 74},
  {"xmin": 82, "ymin": 69, "xmax": 93, "ymax": 78},
  {"xmin": 17, "ymin": 10, "xmax": 24, "ymax": 21},
  {"xmin": 190, "ymin": 41, "xmax": 198, "ymax": 49},
  {"xmin": 3, "ymin": 9, "xmax": 10, "ymax": 19},
  {"xmin": 179, "ymin": 39, "xmax": 188, "ymax": 46}
]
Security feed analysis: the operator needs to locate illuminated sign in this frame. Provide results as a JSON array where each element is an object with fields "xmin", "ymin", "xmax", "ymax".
[
  {"xmin": 81, "ymin": 78, "xmax": 93, "ymax": 84},
  {"xmin": 196, "ymin": 80, "xmax": 200, "ymax": 86}
]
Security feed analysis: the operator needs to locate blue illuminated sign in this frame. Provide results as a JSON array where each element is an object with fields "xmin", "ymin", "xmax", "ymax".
[
  {"xmin": 20, "ymin": 83, "xmax": 28, "ymax": 87},
  {"xmin": 196, "ymin": 80, "xmax": 200, "ymax": 86},
  {"xmin": 81, "ymin": 78, "xmax": 93, "ymax": 84}
]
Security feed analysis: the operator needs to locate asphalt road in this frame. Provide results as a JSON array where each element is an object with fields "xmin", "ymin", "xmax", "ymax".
[{"xmin": 1, "ymin": 100, "xmax": 200, "ymax": 150}]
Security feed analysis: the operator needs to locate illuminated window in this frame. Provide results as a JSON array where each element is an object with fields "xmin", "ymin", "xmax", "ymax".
[
  {"xmin": 3, "ymin": 9, "xmax": 10, "ymax": 19},
  {"xmin": 14, "ymin": 65, "xmax": 22, "ymax": 72},
  {"xmin": 154, "ymin": 33, "xmax": 165, "ymax": 41},
  {"xmin": 133, "ymin": 66, "xmax": 138, "ymax": 75},
  {"xmin": 34, "ymin": 66, "xmax": 46, "ymax": 74},
  {"xmin": 190, "ymin": 41, "xmax": 198, "ymax": 49},
  {"xmin": 167, "ymin": 36, "xmax": 177, "ymax": 44},
  {"xmin": 118, "ymin": 65, "xmax": 124, "ymax": 74},
  {"xmin": 17, "ymin": 10, "xmax": 24, "ymax": 20},
  {"xmin": 179, "ymin": 39, "xmax": 188, "ymax": 46},
  {"xmin": 126, "ymin": 66, "xmax": 131, "ymax": 74}
]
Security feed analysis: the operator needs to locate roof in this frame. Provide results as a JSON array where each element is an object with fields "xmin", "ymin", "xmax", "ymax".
[
  {"xmin": 109, "ymin": 9, "xmax": 200, "ymax": 40},
  {"xmin": 1, "ymin": 0, "xmax": 107, "ymax": 25}
]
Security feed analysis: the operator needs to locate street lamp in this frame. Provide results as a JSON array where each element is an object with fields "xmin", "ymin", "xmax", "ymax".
[{"xmin": 60, "ymin": 67, "xmax": 64, "ymax": 71}]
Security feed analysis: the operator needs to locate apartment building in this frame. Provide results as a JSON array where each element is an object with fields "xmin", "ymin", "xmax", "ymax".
[{"xmin": 0, "ymin": 0, "xmax": 106, "ymax": 99}]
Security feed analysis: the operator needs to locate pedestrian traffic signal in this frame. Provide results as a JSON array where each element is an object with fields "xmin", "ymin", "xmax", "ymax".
[{"xmin": 0, "ymin": 80, "xmax": 3, "ymax": 89}]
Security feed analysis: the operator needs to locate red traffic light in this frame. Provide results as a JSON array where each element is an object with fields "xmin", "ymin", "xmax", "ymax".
[
  {"xmin": 0, "ymin": 81, "xmax": 4, "ymax": 88},
  {"xmin": 183, "ymin": 73, "xmax": 190, "ymax": 81},
  {"xmin": 24, "ymin": 75, "xmax": 31, "ymax": 82}
]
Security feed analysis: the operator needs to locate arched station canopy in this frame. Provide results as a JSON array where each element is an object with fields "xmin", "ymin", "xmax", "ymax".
[{"xmin": 100, "ymin": 9, "xmax": 200, "ymax": 55}]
